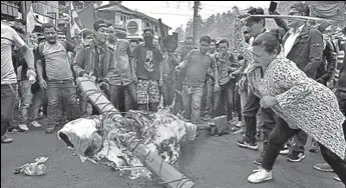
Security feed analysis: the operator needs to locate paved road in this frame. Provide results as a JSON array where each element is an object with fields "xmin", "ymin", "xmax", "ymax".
[{"xmin": 1, "ymin": 126, "xmax": 344, "ymax": 188}]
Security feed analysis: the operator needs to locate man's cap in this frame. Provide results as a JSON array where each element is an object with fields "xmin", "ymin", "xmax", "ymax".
[
  {"xmin": 93, "ymin": 20, "xmax": 108, "ymax": 31},
  {"xmin": 143, "ymin": 27, "xmax": 154, "ymax": 34}
]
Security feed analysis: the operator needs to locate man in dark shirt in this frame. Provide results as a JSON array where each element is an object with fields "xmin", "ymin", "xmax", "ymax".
[
  {"xmin": 74, "ymin": 20, "xmax": 115, "ymax": 115},
  {"xmin": 132, "ymin": 28, "xmax": 163, "ymax": 112},
  {"xmin": 176, "ymin": 35, "xmax": 219, "ymax": 124},
  {"xmin": 213, "ymin": 39, "xmax": 238, "ymax": 122}
]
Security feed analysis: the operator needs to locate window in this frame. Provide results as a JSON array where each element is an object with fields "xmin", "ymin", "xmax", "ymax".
[
  {"xmin": 146, "ymin": 22, "xmax": 150, "ymax": 27},
  {"xmin": 120, "ymin": 15, "xmax": 123, "ymax": 21},
  {"xmin": 155, "ymin": 26, "xmax": 158, "ymax": 32}
]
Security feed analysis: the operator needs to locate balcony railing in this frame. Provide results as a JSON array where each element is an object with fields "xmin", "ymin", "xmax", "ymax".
[
  {"xmin": 1, "ymin": 1, "xmax": 19, "ymax": 17},
  {"xmin": 32, "ymin": 1, "xmax": 58, "ymax": 18}
]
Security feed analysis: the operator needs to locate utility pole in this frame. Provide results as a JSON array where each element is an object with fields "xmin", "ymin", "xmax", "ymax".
[{"xmin": 192, "ymin": 1, "xmax": 201, "ymax": 45}]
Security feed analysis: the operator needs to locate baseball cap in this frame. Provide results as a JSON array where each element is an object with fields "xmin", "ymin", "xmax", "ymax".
[{"xmin": 93, "ymin": 20, "xmax": 108, "ymax": 31}]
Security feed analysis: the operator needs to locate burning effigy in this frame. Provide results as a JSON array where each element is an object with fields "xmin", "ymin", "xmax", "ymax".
[{"xmin": 57, "ymin": 77, "xmax": 196, "ymax": 188}]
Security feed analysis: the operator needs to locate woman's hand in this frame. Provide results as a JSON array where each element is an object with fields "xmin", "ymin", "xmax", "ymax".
[{"xmin": 260, "ymin": 96, "xmax": 278, "ymax": 108}]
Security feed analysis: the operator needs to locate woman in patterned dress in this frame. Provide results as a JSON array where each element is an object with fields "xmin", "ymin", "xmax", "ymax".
[{"xmin": 246, "ymin": 31, "xmax": 346, "ymax": 185}]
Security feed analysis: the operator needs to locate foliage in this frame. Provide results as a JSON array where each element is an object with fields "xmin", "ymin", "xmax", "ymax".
[{"xmin": 183, "ymin": 2, "xmax": 305, "ymax": 49}]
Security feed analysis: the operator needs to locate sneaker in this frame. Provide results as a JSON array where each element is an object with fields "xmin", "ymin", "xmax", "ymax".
[
  {"xmin": 280, "ymin": 145, "xmax": 289, "ymax": 155},
  {"xmin": 31, "ymin": 121, "xmax": 42, "ymax": 128},
  {"xmin": 333, "ymin": 176, "xmax": 341, "ymax": 182},
  {"xmin": 236, "ymin": 121, "xmax": 242, "ymax": 128},
  {"xmin": 45, "ymin": 125, "xmax": 56, "ymax": 134},
  {"xmin": 1, "ymin": 135, "xmax": 13, "ymax": 144},
  {"xmin": 309, "ymin": 140, "xmax": 319, "ymax": 153},
  {"xmin": 230, "ymin": 126, "xmax": 240, "ymax": 132},
  {"xmin": 287, "ymin": 151, "xmax": 305, "ymax": 162},
  {"xmin": 313, "ymin": 163, "xmax": 333, "ymax": 172},
  {"xmin": 287, "ymin": 138, "xmax": 295, "ymax": 147},
  {"xmin": 8, "ymin": 127, "xmax": 28, "ymax": 134},
  {"xmin": 253, "ymin": 157, "xmax": 263, "ymax": 165},
  {"xmin": 234, "ymin": 127, "xmax": 246, "ymax": 135},
  {"xmin": 237, "ymin": 137, "xmax": 258, "ymax": 150},
  {"xmin": 18, "ymin": 124, "xmax": 29, "ymax": 131},
  {"xmin": 247, "ymin": 168, "xmax": 273, "ymax": 183}
]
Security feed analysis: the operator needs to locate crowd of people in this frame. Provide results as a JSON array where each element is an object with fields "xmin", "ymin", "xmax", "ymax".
[{"xmin": 1, "ymin": 2, "xmax": 345, "ymax": 186}]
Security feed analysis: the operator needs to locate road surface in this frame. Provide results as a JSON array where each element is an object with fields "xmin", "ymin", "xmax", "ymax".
[{"xmin": 1, "ymin": 126, "xmax": 344, "ymax": 188}]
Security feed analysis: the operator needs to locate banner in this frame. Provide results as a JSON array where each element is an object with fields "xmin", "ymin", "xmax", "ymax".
[
  {"xmin": 69, "ymin": 2, "xmax": 84, "ymax": 37},
  {"xmin": 26, "ymin": 5, "xmax": 36, "ymax": 33}
]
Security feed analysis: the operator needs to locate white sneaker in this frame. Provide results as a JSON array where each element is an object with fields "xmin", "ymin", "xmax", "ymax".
[
  {"xmin": 31, "ymin": 121, "xmax": 42, "ymax": 128},
  {"xmin": 236, "ymin": 121, "xmax": 242, "ymax": 128},
  {"xmin": 333, "ymin": 176, "xmax": 341, "ymax": 182},
  {"xmin": 248, "ymin": 168, "xmax": 273, "ymax": 183},
  {"xmin": 280, "ymin": 145, "xmax": 289, "ymax": 155},
  {"xmin": 18, "ymin": 124, "xmax": 29, "ymax": 131}
]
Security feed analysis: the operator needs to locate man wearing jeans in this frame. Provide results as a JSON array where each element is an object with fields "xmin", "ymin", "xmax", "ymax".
[
  {"xmin": 1, "ymin": 23, "xmax": 36, "ymax": 141},
  {"xmin": 213, "ymin": 39, "xmax": 237, "ymax": 122},
  {"xmin": 107, "ymin": 39, "xmax": 137, "ymax": 112},
  {"xmin": 236, "ymin": 8, "xmax": 277, "ymax": 154},
  {"xmin": 176, "ymin": 35, "xmax": 219, "ymax": 124},
  {"xmin": 35, "ymin": 23, "xmax": 80, "ymax": 134}
]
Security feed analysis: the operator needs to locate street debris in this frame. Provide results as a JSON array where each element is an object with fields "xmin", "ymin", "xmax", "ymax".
[{"xmin": 14, "ymin": 156, "xmax": 49, "ymax": 176}]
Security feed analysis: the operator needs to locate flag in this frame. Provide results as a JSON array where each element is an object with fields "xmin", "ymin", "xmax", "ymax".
[
  {"xmin": 26, "ymin": 4, "xmax": 36, "ymax": 33},
  {"xmin": 69, "ymin": 2, "xmax": 84, "ymax": 37}
]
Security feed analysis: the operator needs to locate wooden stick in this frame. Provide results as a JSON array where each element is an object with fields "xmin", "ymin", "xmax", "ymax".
[{"xmin": 250, "ymin": 15, "xmax": 336, "ymax": 22}]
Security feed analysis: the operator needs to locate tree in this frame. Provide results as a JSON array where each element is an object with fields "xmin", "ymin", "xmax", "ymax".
[
  {"xmin": 232, "ymin": 6, "xmax": 240, "ymax": 15},
  {"xmin": 175, "ymin": 25, "xmax": 185, "ymax": 41},
  {"xmin": 185, "ymin": 20, "xmax": 193, "ymax": 39}
]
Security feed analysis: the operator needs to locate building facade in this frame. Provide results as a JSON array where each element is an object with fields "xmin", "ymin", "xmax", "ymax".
[
  {"xmin": 1, "ymin": 1, "xmax": 59, "ymax": 32},
  {"xmin": 77, "ymin": 2, "xmax": 171, "ymax": 39}
]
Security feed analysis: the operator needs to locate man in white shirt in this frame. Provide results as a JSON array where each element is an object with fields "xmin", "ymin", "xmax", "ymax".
[
  {"xmin": 284, "ymin": 24, "xmax": 305, "ymax": 57},
  {"xmin": 1, "ymin": 23, "xmax": 36, "ymax": 142}
]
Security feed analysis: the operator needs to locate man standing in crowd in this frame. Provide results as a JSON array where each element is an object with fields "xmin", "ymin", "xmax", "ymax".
[
  {"xmin": 213, "ymin": 39, "xmax": 237, "ymax": 123},
  {"xmin": 107, "ymin": 36, "xmax": 137, "ymax": 111},
  {"xmin": 1, "ymin": 22, "xmax": 36, "ymax": 142},
  {"xmin": 173, "ymin": 36, "xmax": 195, "ymax": 114},
  {"xmin": 81, "ymin": 29, "xmax": 93, "ymax": 45},
  {"xmin": 201, "ymin": 39, "xmax": 217, "ymax": 120},
  {"xmin": 28, "ymin": 33, "xmax": 38, "ymax": 49},
  {"xmin": 129, "ymin": 39, "xmax": 140, "ymax": 52},
  {"xmin": 176, "ymin": 35, "xmax": 219, "ymax": 124},
  {"xmin": 74, "ymin": 20, "xmax": 115, "ymax": 115},
  {"xmin": 132, "ymin": 28, "xmax": 163, "ymax": 112},
  {"xmin": 276, "ymin": 3, "xmax": 324, "ymax": 162},
  {"xmin": 35, "ymin": 23, "xmax": 80, "ymax": 134},
  {"xmin": 161, "ymin": 49, "xmax": 180, "ymax": 108},
  {"xmin": 10, "ymin": 26, "xmax": 42, "ymax": 134},
  {"xmin": 236, "ymin": 8, "xmax": 278, "ymax": 160}
]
